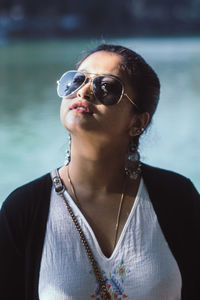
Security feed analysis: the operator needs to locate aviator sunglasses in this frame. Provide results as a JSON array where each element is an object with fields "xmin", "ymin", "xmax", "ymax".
[{"xmin": 57, "ymin": 70, "xmax": 139, "ymax": 108}]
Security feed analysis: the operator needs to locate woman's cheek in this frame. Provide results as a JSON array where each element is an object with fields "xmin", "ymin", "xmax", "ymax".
[{"xmin": 60, "ymin": 101, "xmax": 70, "ymax": 128}]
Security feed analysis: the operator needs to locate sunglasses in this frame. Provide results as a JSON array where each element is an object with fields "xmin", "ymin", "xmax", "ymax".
[{"xmin": 57, "ymin": 70, "xmax": 139, "ymax": 108}]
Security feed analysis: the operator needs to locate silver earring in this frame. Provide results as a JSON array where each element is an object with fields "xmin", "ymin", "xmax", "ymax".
[
  {"xmin": 125, "ymin": 140, "xmax": 141, "ymax": 180},
  {"xmin": 135, "ymin": 127, "xmax": 144, "ymax": 135},
  {"xmin": 64, "ymin": 134, "xmax": 71, "ymax": 166}
]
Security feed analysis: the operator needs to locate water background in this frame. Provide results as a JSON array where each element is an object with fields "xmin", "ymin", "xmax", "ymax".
[{"xmin": 0, "ymin": 37, "xmax": 200, "ymax": 204}]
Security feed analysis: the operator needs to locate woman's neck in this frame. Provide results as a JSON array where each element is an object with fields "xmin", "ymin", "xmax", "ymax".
[{"xmin": 60, "ymin": 135, "xmax": 129, "ymax": 193}]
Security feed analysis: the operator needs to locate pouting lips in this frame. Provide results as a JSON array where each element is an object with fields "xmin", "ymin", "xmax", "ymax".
[{"xmin": 69, "ymin": 101, "xmax": 93, "ymax": 113}]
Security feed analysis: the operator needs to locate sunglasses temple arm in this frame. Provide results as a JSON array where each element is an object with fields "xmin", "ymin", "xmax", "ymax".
[{"xmin": 124, "ymin": 93, "xmax": 139, "ymax": 110}]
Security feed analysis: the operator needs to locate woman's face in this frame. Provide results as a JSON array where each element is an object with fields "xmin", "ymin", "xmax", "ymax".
[{"xmin": 60, "ymin": 51, "xmax": 143, "ymax": 141}]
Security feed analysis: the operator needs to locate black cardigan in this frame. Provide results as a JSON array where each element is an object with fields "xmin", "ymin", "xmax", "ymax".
[{"xmin": 0, "ymin": 164, "xmax": 200, "ymax": 300}]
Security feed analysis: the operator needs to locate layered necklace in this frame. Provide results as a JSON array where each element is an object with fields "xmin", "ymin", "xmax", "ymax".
[
  {"xmin": 67, "ymin": 166, "xmax": 126, "ymax": 250},
  {"xmin": 52, "ymin": 166, "xmax": 127, "ymax": 300}
]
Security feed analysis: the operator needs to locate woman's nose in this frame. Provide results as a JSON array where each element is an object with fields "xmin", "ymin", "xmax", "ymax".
[{"xmin": 77, "ymin": 81, "xmax": 94, "ymax": 101}]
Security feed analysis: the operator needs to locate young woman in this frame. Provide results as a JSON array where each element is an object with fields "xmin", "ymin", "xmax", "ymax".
[{"xmin": 0, "ymin": 44, "xmax": 199, "ymax": 300}]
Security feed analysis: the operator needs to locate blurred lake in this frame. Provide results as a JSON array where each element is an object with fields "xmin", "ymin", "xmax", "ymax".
[{"xmin": 0, "ymin": 37, "xmax": 200, "ymax": 204}]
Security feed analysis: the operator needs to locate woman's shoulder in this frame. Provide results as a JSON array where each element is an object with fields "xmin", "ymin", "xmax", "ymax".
[
  {"xmin": 0, "ymin": 172, "xmax": 53, "ymax": 259},
  {"xmin": 141, "ymin": 162, "xmax": 198, "ymax": 193},
  {"xmin": 1, "ymin": 172, "xmax": 52, "ymax": 214},
  {"xmin": 142, "ymin": 162, "xmax": 191, "ymax": 182},
  {"xmin": 141, "ymin": 163, "xmax": 200, "ymax": 209}
]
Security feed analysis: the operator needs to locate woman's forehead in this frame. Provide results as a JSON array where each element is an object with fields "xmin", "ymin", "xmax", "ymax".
[{"xmin": 78, "ymin": 51, "xmax": 124, "ymax": 76}]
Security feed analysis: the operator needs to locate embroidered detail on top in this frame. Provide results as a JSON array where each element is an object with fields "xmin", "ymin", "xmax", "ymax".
[{"xmin": 90, "ymin": 260, "xmax": 130, "ymax": 299}]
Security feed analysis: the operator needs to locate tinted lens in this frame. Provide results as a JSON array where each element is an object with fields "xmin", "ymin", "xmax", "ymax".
[
  {"xmin": 57, "ymin": 71, "xmax": 86, "ymax": 97},
  {"xmin": 93, "ymin": 75, "xmax": 123, "ymax": 105}
]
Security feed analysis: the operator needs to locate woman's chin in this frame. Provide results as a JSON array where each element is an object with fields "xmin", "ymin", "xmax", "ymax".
[{"xmin": 61, "ymin": 111, "xmax": 97, "ymax": 133}]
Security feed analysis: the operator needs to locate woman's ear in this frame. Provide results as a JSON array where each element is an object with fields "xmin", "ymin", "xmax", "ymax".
[{"xmin": 129, "ymin": 112, "xmax": 150, "ymax": 136}]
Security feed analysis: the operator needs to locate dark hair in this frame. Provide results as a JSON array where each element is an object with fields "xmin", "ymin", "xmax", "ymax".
[
  {"xmin": 76, "ymin": 44, "xmax": 160, "ymax": 150},
  {"xmin": 77, "ymin": 44, "xmax": 160, "ymax": 123}
]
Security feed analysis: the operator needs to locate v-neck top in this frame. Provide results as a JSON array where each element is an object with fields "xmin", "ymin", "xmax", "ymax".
[{"xmin": 38, "ymin": 178, "xmax": 182, "ymax": 300}]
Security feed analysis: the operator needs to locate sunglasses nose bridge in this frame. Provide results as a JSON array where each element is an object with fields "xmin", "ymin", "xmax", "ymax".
[{"xmin": 77, "ymin": 76, "xmax": 94, "ymax": 99}]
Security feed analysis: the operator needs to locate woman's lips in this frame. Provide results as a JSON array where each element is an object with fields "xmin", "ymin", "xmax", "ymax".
[{"xmin": 69, "ymin": 100, "xmax": 93, "ymax": 114}]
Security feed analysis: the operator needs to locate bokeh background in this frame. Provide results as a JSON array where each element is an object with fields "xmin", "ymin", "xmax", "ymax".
[{"xmin": 0, "ymin": 0, "xmax": 200, "ymax": 203}]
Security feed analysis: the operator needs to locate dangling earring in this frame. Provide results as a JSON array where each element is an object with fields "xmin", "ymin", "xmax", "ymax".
[
  {"xmin": 125, "ymin": 139, "xmax": 141, "ymax": 180},
  {"xmin": 64, "ymin": 134, "xmax": 71, "ymax": 166}
]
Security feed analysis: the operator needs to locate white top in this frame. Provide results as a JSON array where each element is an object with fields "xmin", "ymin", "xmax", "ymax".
[{"xmin": 38, "ymin": 178, "xmax": 182, "ymax": 300}]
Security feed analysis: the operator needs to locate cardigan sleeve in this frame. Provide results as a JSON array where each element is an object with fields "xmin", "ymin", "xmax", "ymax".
[
  {"xmin": 179, "ymin": 179, "xmax": 200, "ymax": 299},
  {"xmin": 0, "ymin": 194, "xmax": 26, "ymax": 299},
  {"xmin": 0, "ymin": 173, "xmax": 52, "ymax": 300},
  {"xmin": 142, "ymin": 164, "xmax": 200, "ymax": 299}
]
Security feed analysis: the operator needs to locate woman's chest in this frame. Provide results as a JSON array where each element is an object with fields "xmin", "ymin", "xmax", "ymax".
[{"xmin": 38, "ymin": 187, "xmax": 182, "ymax": 300}]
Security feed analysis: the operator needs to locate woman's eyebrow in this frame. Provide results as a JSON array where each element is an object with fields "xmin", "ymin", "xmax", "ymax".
[
  {"xmin": 78, "ymin": 68, "xmax": 87, "ymax": 72},
  {"xmin": 78, "ymin": 69, "xmax": 121, "ymax": 79}
]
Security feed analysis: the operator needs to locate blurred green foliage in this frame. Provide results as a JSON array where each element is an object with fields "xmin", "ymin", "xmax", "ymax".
[{"xmin": 0, "ymin": 0, "xmax": 200, "ymax": 37}]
